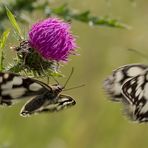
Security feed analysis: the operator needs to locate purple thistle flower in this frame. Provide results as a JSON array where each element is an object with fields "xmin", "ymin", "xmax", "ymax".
[{"xmin": 28, "ymin": 18, "xmax": 77, "ymax": 62}]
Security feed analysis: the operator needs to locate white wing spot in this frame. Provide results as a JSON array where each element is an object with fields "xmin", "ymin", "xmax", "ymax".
[
  {"xmin": 127, "ymin": 88, "xmax": 132, "ymax": 94},
  {"xmin": 2, "ymin": 87, "xmax": 26, "ymax": 98},
  {"xmin": 127, "ymin": 67, "xmax": 144, "ymax": 77},
  {"xmin": 135, "ymin": 87, "xmax": 142, "ymax": 97},
  {"xmin": 137, "ymin": 76, "xmax": 144, "ymax": 88},
  {"xmin": 114, "ymin": 83, "xmax": 122, "ymax": 95},
  {"xmin": 13, "ymin": 76, "xmax": 23, "ymax": 85},
  {"xmin": 140, "ymin": 118, "xmax": 147, "ymax": 122},
  {"xmin": 140, "ymin": 102, "xmax": 148, "ymax": 113},
  {"xmin": 3, "ymin": 73, "xmax": 9, "ymax": 79},
  {"xmin": 144, "ymin": 83, "xmax": 148, "ymax": 100},
  {"xmin": 146, "ymin": 73, "xmax": 148, "ymax": 81},
  {"xmin": 58, "ymin": 98, "xmax": 69, "ymax": 102},
  {"xmin": 130, "ymin": 80, "xmax": 135, "ymax": 85},
  {"xmin": 29, "ymin": 83, "xmax": 42, "ymax": 91},
  {"xmin": 139, "ymin": 102, "xmax": 143, "ymax": 107},
  {"xmin": 138, "ymin": 92, "xmax": 143, "ymax": 101},
  {"xmin": 47, "ymin": 104, "xmax": 58, "ymax": 110},
  {"xmin": 115, "ymin": 71, "xmax": 123, "ymax": 82},
  {"xmin": 1, "ymin": 82, "xmax": 13, "ymax": 89}
]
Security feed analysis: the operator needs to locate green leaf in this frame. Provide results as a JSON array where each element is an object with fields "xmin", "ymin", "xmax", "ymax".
[
  {"xmin": 0, "ymin": 29, "xmax": 10, "ymax": 49},
  {"xmin": 5, "ymin": 7, "xmax": 23, "ymax": 39},
  {"xmin": 51, "ymin": 4, "xmax": 129, "ymax": 29},
  {"xmin": 0, "ymin": 29, "xmax": 10, "ymax": 71},
  {"xmin": 53, "ymin": 4, "xmax": 69, "ymax": 15},
  {"xmin": 73, "ymin": 11, "xmax": 90, "ymax": 22}
]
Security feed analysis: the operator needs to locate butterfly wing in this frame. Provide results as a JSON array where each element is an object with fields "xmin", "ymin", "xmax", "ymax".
[
  {"xmin": 0, "ymin": 72, "xmax": 51, "ymax": 106},
  {"xmin": 122, "ymin": 69, "xmax": 148, "ymax": 122},
  {"xmin": 103, "ymin": 64, "xmax": 148, "ymax": 102},
  {"xmin": 55, "ymin": 94, "xmax": 76, "ymax": 111},
  {"xmin": 20, "ymin": 93, "xmax": 76, "ymax": 117}
]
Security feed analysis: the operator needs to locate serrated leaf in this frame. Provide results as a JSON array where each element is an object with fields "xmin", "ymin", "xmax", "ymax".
[
  {"xmin": 0, "ymin": 29, "xmax": 10, "ymax": 71},
  {"xmin": 5, "ymin": 7, "xmax": 23, "ymax": 39},
  {"xmin": 51, "ymin": 4, "xmax": 129, "ymax": 29},
  {"xmin": 74, "ymin": 11, "xmax": 90, "ymax": 22}
]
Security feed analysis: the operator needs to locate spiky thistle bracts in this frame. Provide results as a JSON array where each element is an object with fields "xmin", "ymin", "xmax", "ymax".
[{"xmin": 9, "ymin": 17, "xmax": 77, "ymax": 76}]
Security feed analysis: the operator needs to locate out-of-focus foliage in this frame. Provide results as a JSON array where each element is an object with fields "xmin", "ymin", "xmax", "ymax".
[
  {"xmin": 0, "ymin": 0, "xmax": 128, "ymax": 32},
  {"xmin": 46, "ymin": 4, "xmax": 128, "ymax": 28},
  {"xmin": 0, "ymin": 29, "xmax": 10, "ymax": 71}
]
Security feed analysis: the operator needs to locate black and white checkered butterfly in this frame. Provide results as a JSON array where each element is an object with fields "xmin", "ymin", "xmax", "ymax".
[
  {"xmin": 0, "ymin": 72, "xmax": 76, "ymax": 117},
  {"xmin": 103, "ymin": 64, "xmax": 148, "ymax": 122}
]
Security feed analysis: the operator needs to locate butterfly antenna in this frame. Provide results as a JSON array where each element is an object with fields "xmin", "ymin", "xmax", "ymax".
[
  {"xmin": 128, "ymin": 48, "xmax": 148, "ymax": 60},
  {"xmin": 63, "ymin": 67, "xmax": 74, "ymax": 89},
  {"xmin": 63, "ymin": 84, "xmax": 85, "ymax": 91},
  {"xmin": 51, "ymin": 75, "xmax": 59, "ymax": 85}
]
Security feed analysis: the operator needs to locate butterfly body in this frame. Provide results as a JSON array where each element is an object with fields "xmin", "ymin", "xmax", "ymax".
[
  {"xmin": 104, "ymin": 64, "xmax": 148, "ymax": 123},
  {"xmin": 0, "ymin": 72, "xmax": 76, "ymax": 117}
]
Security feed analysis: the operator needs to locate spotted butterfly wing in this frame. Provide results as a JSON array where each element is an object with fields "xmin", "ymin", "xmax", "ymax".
[
  {"xmin": 122, "ymin": 69, "xmax": 148, "ymax": 122},
  {"xmin": 0, "ymin": 72, "xmax": 76, "ymax": 116},
  {"xmin": 103, "ymin": 64, "xmax": 148, "ymax": 102},
  {"xmin": 0, "ymin": 72, "xmax": 50, "ymax": 106},
  {"xmin": 20, "ymin": 93, "xmax": 76, "ymax": 117}
]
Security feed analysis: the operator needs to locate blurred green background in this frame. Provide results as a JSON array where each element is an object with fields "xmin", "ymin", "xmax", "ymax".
[{"xmin": 1, "ymin": 0, "xmax": 148, "ymax": 148}]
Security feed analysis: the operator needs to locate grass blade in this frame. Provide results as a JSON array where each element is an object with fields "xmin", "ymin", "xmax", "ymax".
[
  {"xmin": 0, "ymin": 29, "xmax": 10, "ymax": 71},
  {"xmin": 5, "ymin": 7, "xmax": 23, "ymax": 40}
]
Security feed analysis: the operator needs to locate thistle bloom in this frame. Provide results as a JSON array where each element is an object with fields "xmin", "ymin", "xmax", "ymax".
[{"xmin": 28, "ymin": 18, "xmax": 77, "ymax": 62}]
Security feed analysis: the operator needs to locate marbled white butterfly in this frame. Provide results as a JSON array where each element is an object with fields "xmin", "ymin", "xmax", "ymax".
[
  {"xmin": 103, "ymin": 64, "xmax": 148, "ymax": 122},
  {"xmin": 0, "ymin": 71, "xmax": 76, "ymax": 117}
]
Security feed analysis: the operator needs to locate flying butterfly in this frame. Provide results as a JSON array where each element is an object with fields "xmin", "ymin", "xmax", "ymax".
[
  {"xmin": 122, "ymin": 69, "xmax": 148, "ymax": 122},
  {"xmin": 103, "ymin": 64, "xmax": 148, "ymax": 122},
  {"xmin": 103, "ymin": 64, "xmax": 148, "ymax": 102},
  {"xmin": 0, "ymin": 69, "xmax": 76, "ymax": 117}
]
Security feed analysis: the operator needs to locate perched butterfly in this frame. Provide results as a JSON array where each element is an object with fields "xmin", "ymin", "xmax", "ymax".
[
  {"xmin": 0, "ymin": 70, "xmax": 76, "ymax": 117},
  {"xmin": 103, "ymin": 64, "xmax": 148, "ymax": 122}
]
